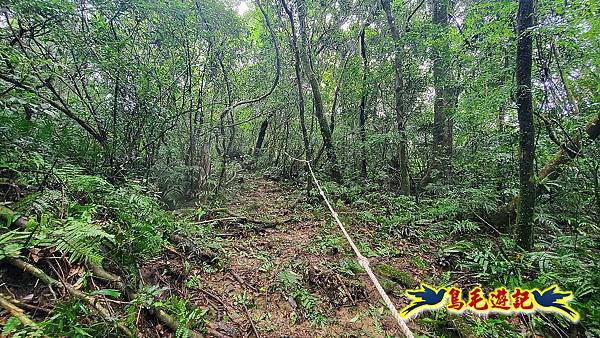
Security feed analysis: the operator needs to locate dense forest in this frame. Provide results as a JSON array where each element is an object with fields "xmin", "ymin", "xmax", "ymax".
[{"xmin": 0, "ymin": 0, "xmax": 599, "ymax": 336}]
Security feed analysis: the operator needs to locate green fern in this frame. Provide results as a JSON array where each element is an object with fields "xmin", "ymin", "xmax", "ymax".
[
  {"xmin": 449, "ymin": 220, "xmax": 481, "ymax": 235},
  {"xmin": 52, "ymin": 214, "xmax": 114, "ymax": 265},
  {"xmin": 276, "ymin": 269, "xmax": 301, "ymax": 290},
  {"xmin": 55, "ymin": 165, "xmax": 112, "ymax": 196},
  {"xmin": 0, "ymin": 229, "xmax": 29, "ymax": 259},
  {"xmin": 12, "ymin": 189, "xmax": 63, "ymax": 214}
]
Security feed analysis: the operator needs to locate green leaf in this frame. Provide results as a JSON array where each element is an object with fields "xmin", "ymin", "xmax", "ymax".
[
  {"xmin": 90, "ymin": 289, "xmax": 121, "ymax": 298},
  {"xmin": 2, "ymin": 317, "xmax": 21, "ymax": 335}
]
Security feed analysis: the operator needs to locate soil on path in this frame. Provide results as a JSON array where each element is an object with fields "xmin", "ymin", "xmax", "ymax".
[{"xmin": 164, "ymin": 175, "xmax": 434, "ymax": 337}]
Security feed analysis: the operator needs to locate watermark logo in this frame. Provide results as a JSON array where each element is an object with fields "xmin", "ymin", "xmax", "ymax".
[{"xmin": 400, "ymin": 283, "xmax": 579, "ymax": 322}]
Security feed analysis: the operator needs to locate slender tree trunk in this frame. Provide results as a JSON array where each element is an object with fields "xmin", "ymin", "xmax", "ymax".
[
  {"xmin": 195, "ymin": 44, "xmax": 210, "ymax": 194},
  {"xmin": 359, "ymin": 27, "xmax": 368, "ymax": 178},
  {"xmin": 110, "ymin": 77, "xmax": 119, "ymax": 170},
  {"xmin": 496, "ymin": 48, "xmax": 509, "ymax": 198},
  {"xmin": 217, "ymin": 56, "xmax": 233, "ymax": 193},
  {"xmin": 431, "ymin": 0, "xmax": 453, "ymax": 183},
  {"xmin": 297, "ymin": 0, "xmax": 342, "ymax": 182},
  {"xmin": 329, "ymin": 57, "xmax": 350, "ymax": 133},
  {"xmin": 254, "ymin": 117, "xmax": 270, "ymax": 157},
  {"xmin": 281, "ymin": 0, "xmax": 311, "ymax": 165},
  {"xmin": 515, "ymin": 0, "xmax": 536, "ymax": 251},
  {"xmin": 381, "ymin": 0, "xmax": 410, "ymax": 195},
  {"xmin": 594, "ymin": 163, "xmax": 600, "ymax": 218}
]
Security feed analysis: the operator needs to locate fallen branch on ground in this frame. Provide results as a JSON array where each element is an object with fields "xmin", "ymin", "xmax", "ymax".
[
  {"xmin": 5, "ymin": 294, "xmax": 51, "ymax": 315},
  {"xmin": 195, "ymin": 210, "xmax": 292, "ymax": 227},
  {"xmin": 6, "ymin": 257, "xmax": 133, "ymax": 337},
  {"xmin": 91, "ymin": 263, "xmax": 231, "ymax": 338},
  {"xmin": 0, "ymin": 293, "xmax": 37, "ymax": 327},
  {"xmin": 229, "ymin": 270, "xmax": 258, "ymax": 292},
  {"xmin": 148, "ymin": 306, "xmax": 232, "ymax": 338},
  {"xmin": 242, "ymin": 303, "xmax": 260, "ymax": 338},
  {"xmin": 0, "ymin": 205, "xmax": 29, "ymax": 228},
  {"xmin": 1, "ymin": 206, "xmax": 233, "ymax": 337},
  {"xmin": 229, "ymin": 270, "xmax": 260, "ymax": 338}
]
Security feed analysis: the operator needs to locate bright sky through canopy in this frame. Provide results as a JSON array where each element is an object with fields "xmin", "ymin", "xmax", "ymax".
[{"xmin": 237, "ymin": 1, "xmax": 250, "ymax": 15}]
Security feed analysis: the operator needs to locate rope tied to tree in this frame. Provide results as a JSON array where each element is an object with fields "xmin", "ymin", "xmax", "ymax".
[{"xmin": 287, "ymin": 153, "xmax": 415, "ymax": 338}]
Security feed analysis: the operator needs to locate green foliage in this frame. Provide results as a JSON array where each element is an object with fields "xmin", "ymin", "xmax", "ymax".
[
  {"xmin": 133, "ymin": 284, "xmax": 165, "ymax": 308},
  {"xmin": 104, "ymin": 184, "xmax": 174, "ymax": 260},
  {"xmin": 290, "ymin": 288, "xmax": 328, "ymax": 328},
  {"xmin": 55, "ymin": 165, "xmax": 112, "ymax": 198},
  {"xmin": 53, "ymin": 212, "xmax": 114, "ymax": 265},
  {"xmin": 0, "ymin": 317, "xmax": 37, "ymax": 338},
  {"xmin": 40, "ymin": 300, "xmax": 108, "ymax": 337},
  {"xmin": 308, "ymin": 233, "xmax": 345, "ymax": 254},
  {"xmin": 446, "ymin": 231, "xmax": 600, "ymax": 333},
  {"xmin": 373, "ymin": 263, "xmax": 416, "ymax": 287},
  {"xmin": 253, "ymin": 251, "xmax": 276, "ymax": 272},
  {"xmin": 337, "ymin": 258, "xmax": 363, "ymax": 277},
  {"xmin": 0, "ymin": 0, "xmax": 599, "ymax": 335},
  {"xmin": 449, "ymin": 220, "xmax": 481, "ymax": 236},
  {"xmin": 276, "ymin": 269, "xmax": 302, "ymax": 291},
  {"xmin": 159, "ymin": 296, "xmax": 208, "ymax": 332},
  {"xmin": 0, "ymin": 207, "xmax": 113, "ymax": 265},
  {"xmin": 13, "ymin": 190, "xmax": 64, "ymax": 214},
  {"xmin": 0, "ymin": 229, "xmax": 29, "ymax": 260},
  {"xmin": 274, "ymin": 268, "xmax": 327, "ymax": 327}
]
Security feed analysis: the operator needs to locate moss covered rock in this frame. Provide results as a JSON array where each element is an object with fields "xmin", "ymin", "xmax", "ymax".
[{"xmin": 373, "ymin": 263, "xmax": 416, "ymax": 288}]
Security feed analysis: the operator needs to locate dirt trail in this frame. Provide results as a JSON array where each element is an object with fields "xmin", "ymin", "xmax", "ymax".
[{"xmin": 186, "ymin": 175, "xmax": 427, "ymax": 337}]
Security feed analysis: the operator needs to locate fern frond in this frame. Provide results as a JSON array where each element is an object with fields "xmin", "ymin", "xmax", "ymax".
[
  {"xmin": 450, "ymin": 220, "xmax": 481, "ymax": 235},
  {"xmin": 55, "ymin": 165, "xmax": 112, "ymax": 195},
  {"xmin": 13, "ymin": 189, "xmax": 63, "ymax": 214},
  {"xmin": 52, "ymin": 215, "xmax": 114, "ymax": 265},
  {"xmin": 0, "ymin": 229, "xmax": 29, "ymax": 259}
]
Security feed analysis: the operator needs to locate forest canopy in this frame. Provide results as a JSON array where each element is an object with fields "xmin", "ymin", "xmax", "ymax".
[{"xmin": 0, "ymin": 0, "xmax": 599, "ymax": 337}]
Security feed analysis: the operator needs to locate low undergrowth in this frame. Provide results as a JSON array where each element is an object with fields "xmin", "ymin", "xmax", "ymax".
[
  {"xmin": 0, "ymin": 147, "xmax": 219, "ymax": 337},
  {"xmin": 318, "ymin": 178, "xmax": 600, "ymax": 337}
]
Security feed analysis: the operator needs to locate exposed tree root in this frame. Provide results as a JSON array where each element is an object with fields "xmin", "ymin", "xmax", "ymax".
[
  {"xmin": 1, "ymin": 206, "xmax": 234, "ymax": 337},
  {"xmin": 0, "ymin": 293, "xmax": 37, "ymax": 327},
  {"xmin": 89, "ymin": 264, "xmax": 125, "ymax": 289},
  {"xmin": 90, "ymin": 263, "xmax": 232, "ymax": 338},
  {"xmin": 148, "ymin": 306, "xmax": 234, "ymax": 338},
  {"xmin": 242, "ymin": 303, "xmax": 260, "ymax": 338},
  {"xmin": 170, "ymin": 232, "xmax": 219, "ymax": 262},
  {"xmin": 6, "ymin": 258, "xmax": 133, "ymax": 337},
  {"xmin": 195, "ymin": 210, "xmax": 292, "ymax": 230},
  {"xmin": 0, "ymin": 205, "xmax": 28, "ymax": 228},
  {"xmin": 147, "ymin": 307, "xmax": 202, "ymax": 338}
]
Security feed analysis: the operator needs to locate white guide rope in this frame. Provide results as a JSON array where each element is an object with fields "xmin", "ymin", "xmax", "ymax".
[{"xmin": 288, "ymin": 154, "xmax": 414, "ymax": 338}]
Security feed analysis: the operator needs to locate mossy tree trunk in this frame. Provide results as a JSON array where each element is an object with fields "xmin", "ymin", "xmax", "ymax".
[
  {"xmin": 296, "ymin": 0, "xmax": 342, "ymax": 182},
  {"xmin": 514, "ymin": 0, "xmax": 536, "ymax": 251},
  {"xmin": 431, "ymin": 0, "xmax": 454, "ymax": 183},
  {"xmin": 381, "ymin": 0, "xmax": 410, "ymax": 195}
]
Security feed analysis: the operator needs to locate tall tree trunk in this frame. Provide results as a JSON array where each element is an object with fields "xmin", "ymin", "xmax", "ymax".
[
  {"xmin": 496, "ymin": 48, "xmax": 510, "ymax": 199},
  {"xmin": 358, "ymin": 27, "xmax": 368, "ymax": 178},
  {"xmin": 281, "ymin": 0, "xmax": 311, "ymax": 162},
  {"xmin": 515, "ymin": 0, "xmax": 536, "ymax": 251},
  {"xmin": 253, "ymin": 117, "xmax": 270, "ymax": 157},
  {"xmin": 381, "ymin": 0, "xmax": 410, "ymax": 195},
  {"xmin": 281, "ymin": 0, "xmax": 312, "ymax": 195},
  {"xmin": 217, "ymin": 55, "xmax": 233, "ymax": 193},
  {"xmin": 431, "ymin": 0, "xmax": 453, "ymax": 183},
  {"xmin": 594, "ymin": 163, "xmax": 600, "ymax": 218},
  {"xmin": 297, "ymin": 0, "xmax": 342, "ymax": 182}
]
